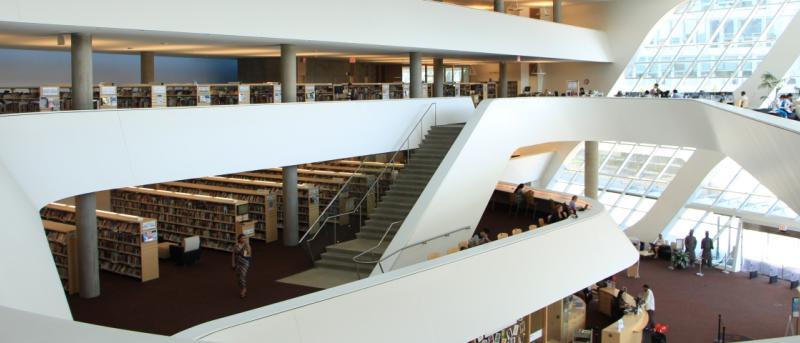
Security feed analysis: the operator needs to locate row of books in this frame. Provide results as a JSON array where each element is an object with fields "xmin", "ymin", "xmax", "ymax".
[
  {"xmin": 110, "ymin": 199, "xmax": 238, "ymax": 219},
  {"xmin": 110, "ymin": 191, "xmax": 238, "ymax": 213},
  {"xmin": 100, "ymin": 261, "xmax": 142, "ymax": 278},
  {"xmin": 99, "ymin": 250, "xmax": 142, "ymax": 268},
  {"xmin": 99, "ymin": 239, "xmax": 141, "ymax": 254}
]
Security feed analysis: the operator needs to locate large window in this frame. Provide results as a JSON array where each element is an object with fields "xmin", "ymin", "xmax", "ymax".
[
  {"xmin": 401, "ymin": 66, "xmax": 468, "ymax": 83},
  {"xmin": 613, "ymin": 0, "xmax": 800, "ymax": 94},
  {"xmin": 548, "ymin": 142, "xmax": 695, "ymax": 229},
  {"xmin": 664, "ymin": 157, "xmax": 799, "ymax": 240}
]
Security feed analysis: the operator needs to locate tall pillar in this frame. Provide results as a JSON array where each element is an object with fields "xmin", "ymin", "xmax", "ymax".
[
  {"xmin": 140, "ymin": 51, "xmax": 155, "ymax": 84},
  {"xmin": 282, "ymin": 166, "xmax": 299, "ymax": 246},
  {"xmin": 410, "ymin": 52, "xmax": 423, "ymax": 98},
  {"xmin": 280, "ymin": 44, "xmax": 300, "ymax": 245},
  {"xmin": 76, "ymin": 193, "xmax": 99, "ymax": 298},
  {"xmin": 71, "ymin": 32, "xmax": 100, "ymax": 298},
  {"xmin": 494, "ymin": 0, "xmax": 504, "ymax": 13},
  {"xmin": 433, "ymin": 58, "xmax": 444, "ymax": 98},
  {"xmin": 281, "ymin": 44, "xmax": 297, "ymax": 103},
  {"xmin": 498, "ymin": 61, "xmax": 508, "ymax": 98},
  {"xmin": 553, "ymin": 0, "xmax": 562, "ymax": 23},
  {"xmin": 584, "ymin": 141, "xmax": 599, "ymax": 199},
  {"xmin": 71, "ymin": 33, "xmax": 93, "ymax": 111}
]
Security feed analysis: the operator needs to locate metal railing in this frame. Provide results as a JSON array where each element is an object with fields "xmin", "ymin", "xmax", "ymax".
[
  {"xmin": 352, "ymin": 220, "xmax": 402, "ymax": 279},
  {"xmin": 298, "ymin": 102, "xmax": 438, "ymax": 259},
  {"xmin": 353, "ymin": 226, "xmax": 472, "ymax": 278}
]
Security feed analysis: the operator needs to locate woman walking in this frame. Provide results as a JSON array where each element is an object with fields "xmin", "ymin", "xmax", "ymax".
[{"xmin": 232, "ymin": 234, "xmax": 252, "ymax": 298}]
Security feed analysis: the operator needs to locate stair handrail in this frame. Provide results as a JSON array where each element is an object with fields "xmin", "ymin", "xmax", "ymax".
[
  {"xmin": 352, "ymin": 220, "xmax": 403, "ymax": 279},
  {"xmin": 298, "ymin": 102, "xmax": 438, "ymax": 248},
  {"xmin": 353, "ymin": 226, "xmax": 472, "ymax": 276}
]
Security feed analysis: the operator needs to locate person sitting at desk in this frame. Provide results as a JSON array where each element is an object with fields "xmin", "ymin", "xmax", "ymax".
[
  {"xmin": 614, "ymin": 286, "xmax": 631, "ymax": 319},
  {"xmin": 650, "ymin": 234, "xmax": 665, "ymax": 259}
]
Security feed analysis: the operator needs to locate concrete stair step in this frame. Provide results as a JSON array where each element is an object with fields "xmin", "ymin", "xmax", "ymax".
[
  {"xmin": 368, "ymin": 212, "xmax": 408, "ymax": 221},
  {"xmin": 356, "ymin": 231, "xmax": 397, "ymax": 241},
  {"xmin": 315, "ymin": 259, "xmax": 365, "ymax": 272},
  {"xmin": 326, "ymin": 239, "xmax": 389, "ymax": 256}
]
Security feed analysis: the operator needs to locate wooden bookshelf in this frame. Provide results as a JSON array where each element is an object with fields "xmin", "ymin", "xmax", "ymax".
[
  {"xmin": 111, "ymin": 187, "xmax": 254, "ymax": 252},
  {"xmin": 182, "ymin": 176, "xmax": 319, "ymax": 232},
  {"xmin": 210, "ymin": 84, "xmax": 239, "ymax": 105},
  {"xmin": 507, "ymin": 81, "xmax": 519, "ymax": 97},
  {"xmin": 147, "ymin": 181, "xmax": 279, "ymax": 243},
  {"xmin": 40, "ymin": 203, "xmax": 159, "ymax": 282},
  {"xmin": 166, "ymin": 84, "xmax": 198, "ymax": 107},
  {"xmin": 43, "ymin": 220, "xmax": 79, "ymax": 294},
  {"xmin": 487, "ymin": 82, "xmax": 498, "ymax": 99},
  {"xmin": 0, "ymin": 87, "xmax": 40, "ymax": 113},
  {"xmin": 314, "ymin": 84, "xmax": 335, "ymax": 101},
  {"xmin": 117, "ymin": 84, "xmax": 153, "ymax": 108},
  {"xmin": 349, "ymin": 83, "xmax": 384, "ymax": 100},
  {"xmin": 249, "ymin": 83, "xmax": 280, "ymax": 104},
  {"xmin": 389, "ymin": 83, "xmax": 407, "ymax": 99}
]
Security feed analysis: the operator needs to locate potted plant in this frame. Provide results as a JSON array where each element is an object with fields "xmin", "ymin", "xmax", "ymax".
[
  {"xmin": 758, "ymin": 72, "xmax": 785, "ymax": 103},
  {"xmin": 671, "ymin": 251, "xmax": 690, "ymax": 270}
]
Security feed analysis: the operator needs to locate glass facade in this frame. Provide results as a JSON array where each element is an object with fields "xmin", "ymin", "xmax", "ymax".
[
  {"xmin": 548, "ymin": 142, "xmax": 695, "ymax": 229},
  {"xmin": 614, "ymin": 0, "xmax": 800, "ymax": 93},
  {"xmin": 664, "ymin": 157, "xmax": 799, "ymax": 241}
]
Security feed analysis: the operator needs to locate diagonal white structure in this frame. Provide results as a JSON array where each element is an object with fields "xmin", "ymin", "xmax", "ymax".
[
  {"xmin": 1, "ymin": 98, "xmax": 799, "ymax": 342},
  {"xmin": 383, "ymin": 98, "xmax": 800, "ymax": 271}
]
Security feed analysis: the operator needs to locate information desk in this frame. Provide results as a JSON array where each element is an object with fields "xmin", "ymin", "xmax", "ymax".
[
  {"xmin": 601, "ymin": 309, "xmax": 648, "ymax": 343},
  {"xmin": 563, "ymin": 296, "xmax": 587, "ymax": 343},
  {"xmin": 598, "ymin": 287, "xmax": 635, "ymax": 317}
]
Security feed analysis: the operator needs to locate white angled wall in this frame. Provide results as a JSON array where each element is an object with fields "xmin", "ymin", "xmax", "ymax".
[
  {"xmin": 0, "ymin": 98, "xmax": 474, "ymax": 319},
  {"xmin": 382, "ymin": 98, "xmax": 800, "ymax": 273},
  {"xmin": 0, "ymin": 0, "xmax": 611, "ymax": 62}
]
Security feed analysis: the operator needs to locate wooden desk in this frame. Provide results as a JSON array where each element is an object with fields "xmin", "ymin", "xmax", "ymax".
[
  {"xmin": 494, "ymin": 182, "xmax": 590, "ymax": 208},
  {"xmin": 601, "ymin": 310, "xmax": 648, "ymax": 343},
  {"xmin": 565, "ymin": 297, "xmax": 587, "ymax": 343}
]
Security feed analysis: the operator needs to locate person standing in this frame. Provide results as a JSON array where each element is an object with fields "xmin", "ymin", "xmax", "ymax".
[
  {"xmin": 685, "ymin": 230, "xmax": 698, "ymax": 265},
  {"xmin": 641, "ymin": 284, "xmax": 656, "ymax": 330},
  {"xmin": 232, "ymin": 234, "xmax": 252, "ymax": 298},
  {"xmin": 736, "ymin": 91, "xmax": 749, "ymax": 108},
  {"xmin": 701, "ymin": 231, "xmax": 714, "ymax": 267}
]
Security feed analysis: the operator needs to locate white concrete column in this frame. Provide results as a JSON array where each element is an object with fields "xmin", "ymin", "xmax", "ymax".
[
  {"xmin": 72, "ymin": 32, "xmax": 100, "ymax": 298},
  {"xmin": 281, "ymin": 44, "xmax": 297, "ymax": 103},
  {"xmin": 410, "ymin": 52, "xmax": 423, "ymax": 98},
  {"xmin": 584, "ymin": 141, "xmax": 599, "ymax": 199},
  {"xmin": 140, "ymin": 51, "xmax": 155, "ymax": 84},
  {"xmin": 553, "ymin": 0, "xmax": 562, "ymax": 23},
  {"xmin": 71, "ymin": 33, "xmax": 93, "ymax": 111},
  {"xmin": 494, "ymin": 0, "xmax": 504, "ymax": 13},
  {"xmin": 433, "ymin": 58, "xmax": 444, "ymax": 98},
  {"xmin": 281, "ymin": 45, "xmax": 299, "ymax": 245},
  {"xmin": 499, "ymin": 61, "xmax": 508, "ymax": 98}
]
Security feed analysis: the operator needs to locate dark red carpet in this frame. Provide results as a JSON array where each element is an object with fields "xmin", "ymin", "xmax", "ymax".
[{"xmin": 68, "ymin": 201, "xmax": 798, "ymax": 341}]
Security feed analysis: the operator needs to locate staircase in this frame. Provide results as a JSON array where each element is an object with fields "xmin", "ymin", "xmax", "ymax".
[{"xmin": 278, "ymin": 123, "xmax": 466, "ymax": 289}]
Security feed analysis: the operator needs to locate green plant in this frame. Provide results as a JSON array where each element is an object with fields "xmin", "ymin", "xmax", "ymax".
[
  {"xmin": 758, "ymin": 72, "xmax": 785, "ymax": 101},
  {"xmin": 671, "ymin": 251, "xmax": 690, "ymax": 270}
]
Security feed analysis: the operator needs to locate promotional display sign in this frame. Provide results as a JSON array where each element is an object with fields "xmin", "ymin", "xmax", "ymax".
[
  {"xmin": 274, "ymin": 84, "xmax": 282, "ymax": 103},
  {"xmin": 238, "ymin": 85, "xmax": 250, "ymax": 105},
  {"xmin": 151, "ymin": 85, "xmax": 167, "ymax": 108},
  {"xmin": 99, "ymin": 86, "xmax": 117, "ymax": 109},
  {"xmin": 792, "ymin": 297, "xmax": 799, "ymax": 318},
  {"xmin": 39, "ymin": 86, "xmax": 60, "ymax": 111},
  {"xmin": 197, "ymin": 85, "xmax": 211, "ymax": 106},
  {"xmin": 305, "ymin": 85, "xmax": 315, "ymax": 102}
]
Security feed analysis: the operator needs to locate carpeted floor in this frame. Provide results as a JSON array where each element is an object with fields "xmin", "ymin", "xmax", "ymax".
[
  {"xmin": 68, "ymin": 242, "xmax": 321, "ymax": 335},
  {"xmin": 68, "ymin": 201, "xmax": 799, "ymax": 341}
]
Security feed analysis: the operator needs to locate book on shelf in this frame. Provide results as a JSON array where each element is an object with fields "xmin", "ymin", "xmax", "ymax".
[
  {"xmin": 146, "ymin": 181, "xmax": 279, "ymax": 243},
  {"xmin": 181, "ymin": 176, "xmax": 320, "ymax": 232},
  {"xmin": 43, "ymin": 220, "xmax": 79, "ymax": 294},
  {"xmin": 40, "ymin": 203, "xmax": 159, "ymax": 282},
  {"xmin": 110, "ymin": 187, "xmax": 255, "ymax": 252}
]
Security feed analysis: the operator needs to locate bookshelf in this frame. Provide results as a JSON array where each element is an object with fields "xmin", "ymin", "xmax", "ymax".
[
  {"xmin": 0, "ymin": 87, "xmax": 40, "ymax": 113},
  {"xmin": 210, "ymin": 84, "xmax": 239, "ymax": 105},
  {"xmin": 147, "ymin": 181, "xmax": 279, "ymax": 243},
  {"xmin": 40, "ymin": 203, "xmax": 159, "ymax": 282},
  {"xmin": 314, "ymin": 84, "xmax": 335, "ymax": 101},
  {"xmin": 110, "ymin": 187, "xmax": 255, "ymax": 252},
  {"xmin": 486, "ymin": 82, "xmax": 498, "ymax": 99},
  {"xmin": 296, "ymin": 85, "xmax": 307, "ymax": 102},
  {"xmin": 229, "ymin": 169, "xmax": 365, "ymax": 224},
  {"xmin": 507, "ymin": 81, "xmax": 519, "ymax": 97},
  {"xmin": 349, "ymin": 83, "xmax": 384, "ymax": 100},
  {"xmin": 166, "ymin": 84, "xmax": 198, "ymax": 107},
  {"xmin": 43, "ymin": 220, "xmax": 79, "ymax": 294},
  {"xmin": 249, "ymin": 83, "xmax": 280, "ymax": 104},
  {"xmin": 389, "ymin": 83, "xmax": 407, "ymax": 99},
  {"xmin": 182, "ymin": 176, "xmax": 319, "ymax": 232},
  {"xmin": 444, "ymin": 83, "xmax": 459, "ymax": 97},
  {"xmin": 117, "ymin": 84, "xmax": 153, "ymax": 108}
]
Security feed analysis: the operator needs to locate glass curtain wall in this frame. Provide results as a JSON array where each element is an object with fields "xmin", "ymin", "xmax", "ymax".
[
  {"xmin": 614, "ymin": 0, "xmax": 800, "ymax": 94},
  {"xmin": 548, "ymin": 141, "xmax": 695, "ymax": 228}
]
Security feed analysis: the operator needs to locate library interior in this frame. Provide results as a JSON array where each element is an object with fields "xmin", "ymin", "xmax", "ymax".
[{"xmin": 3, "ymin": 1, "xmax": 800, "ymax": 343}]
